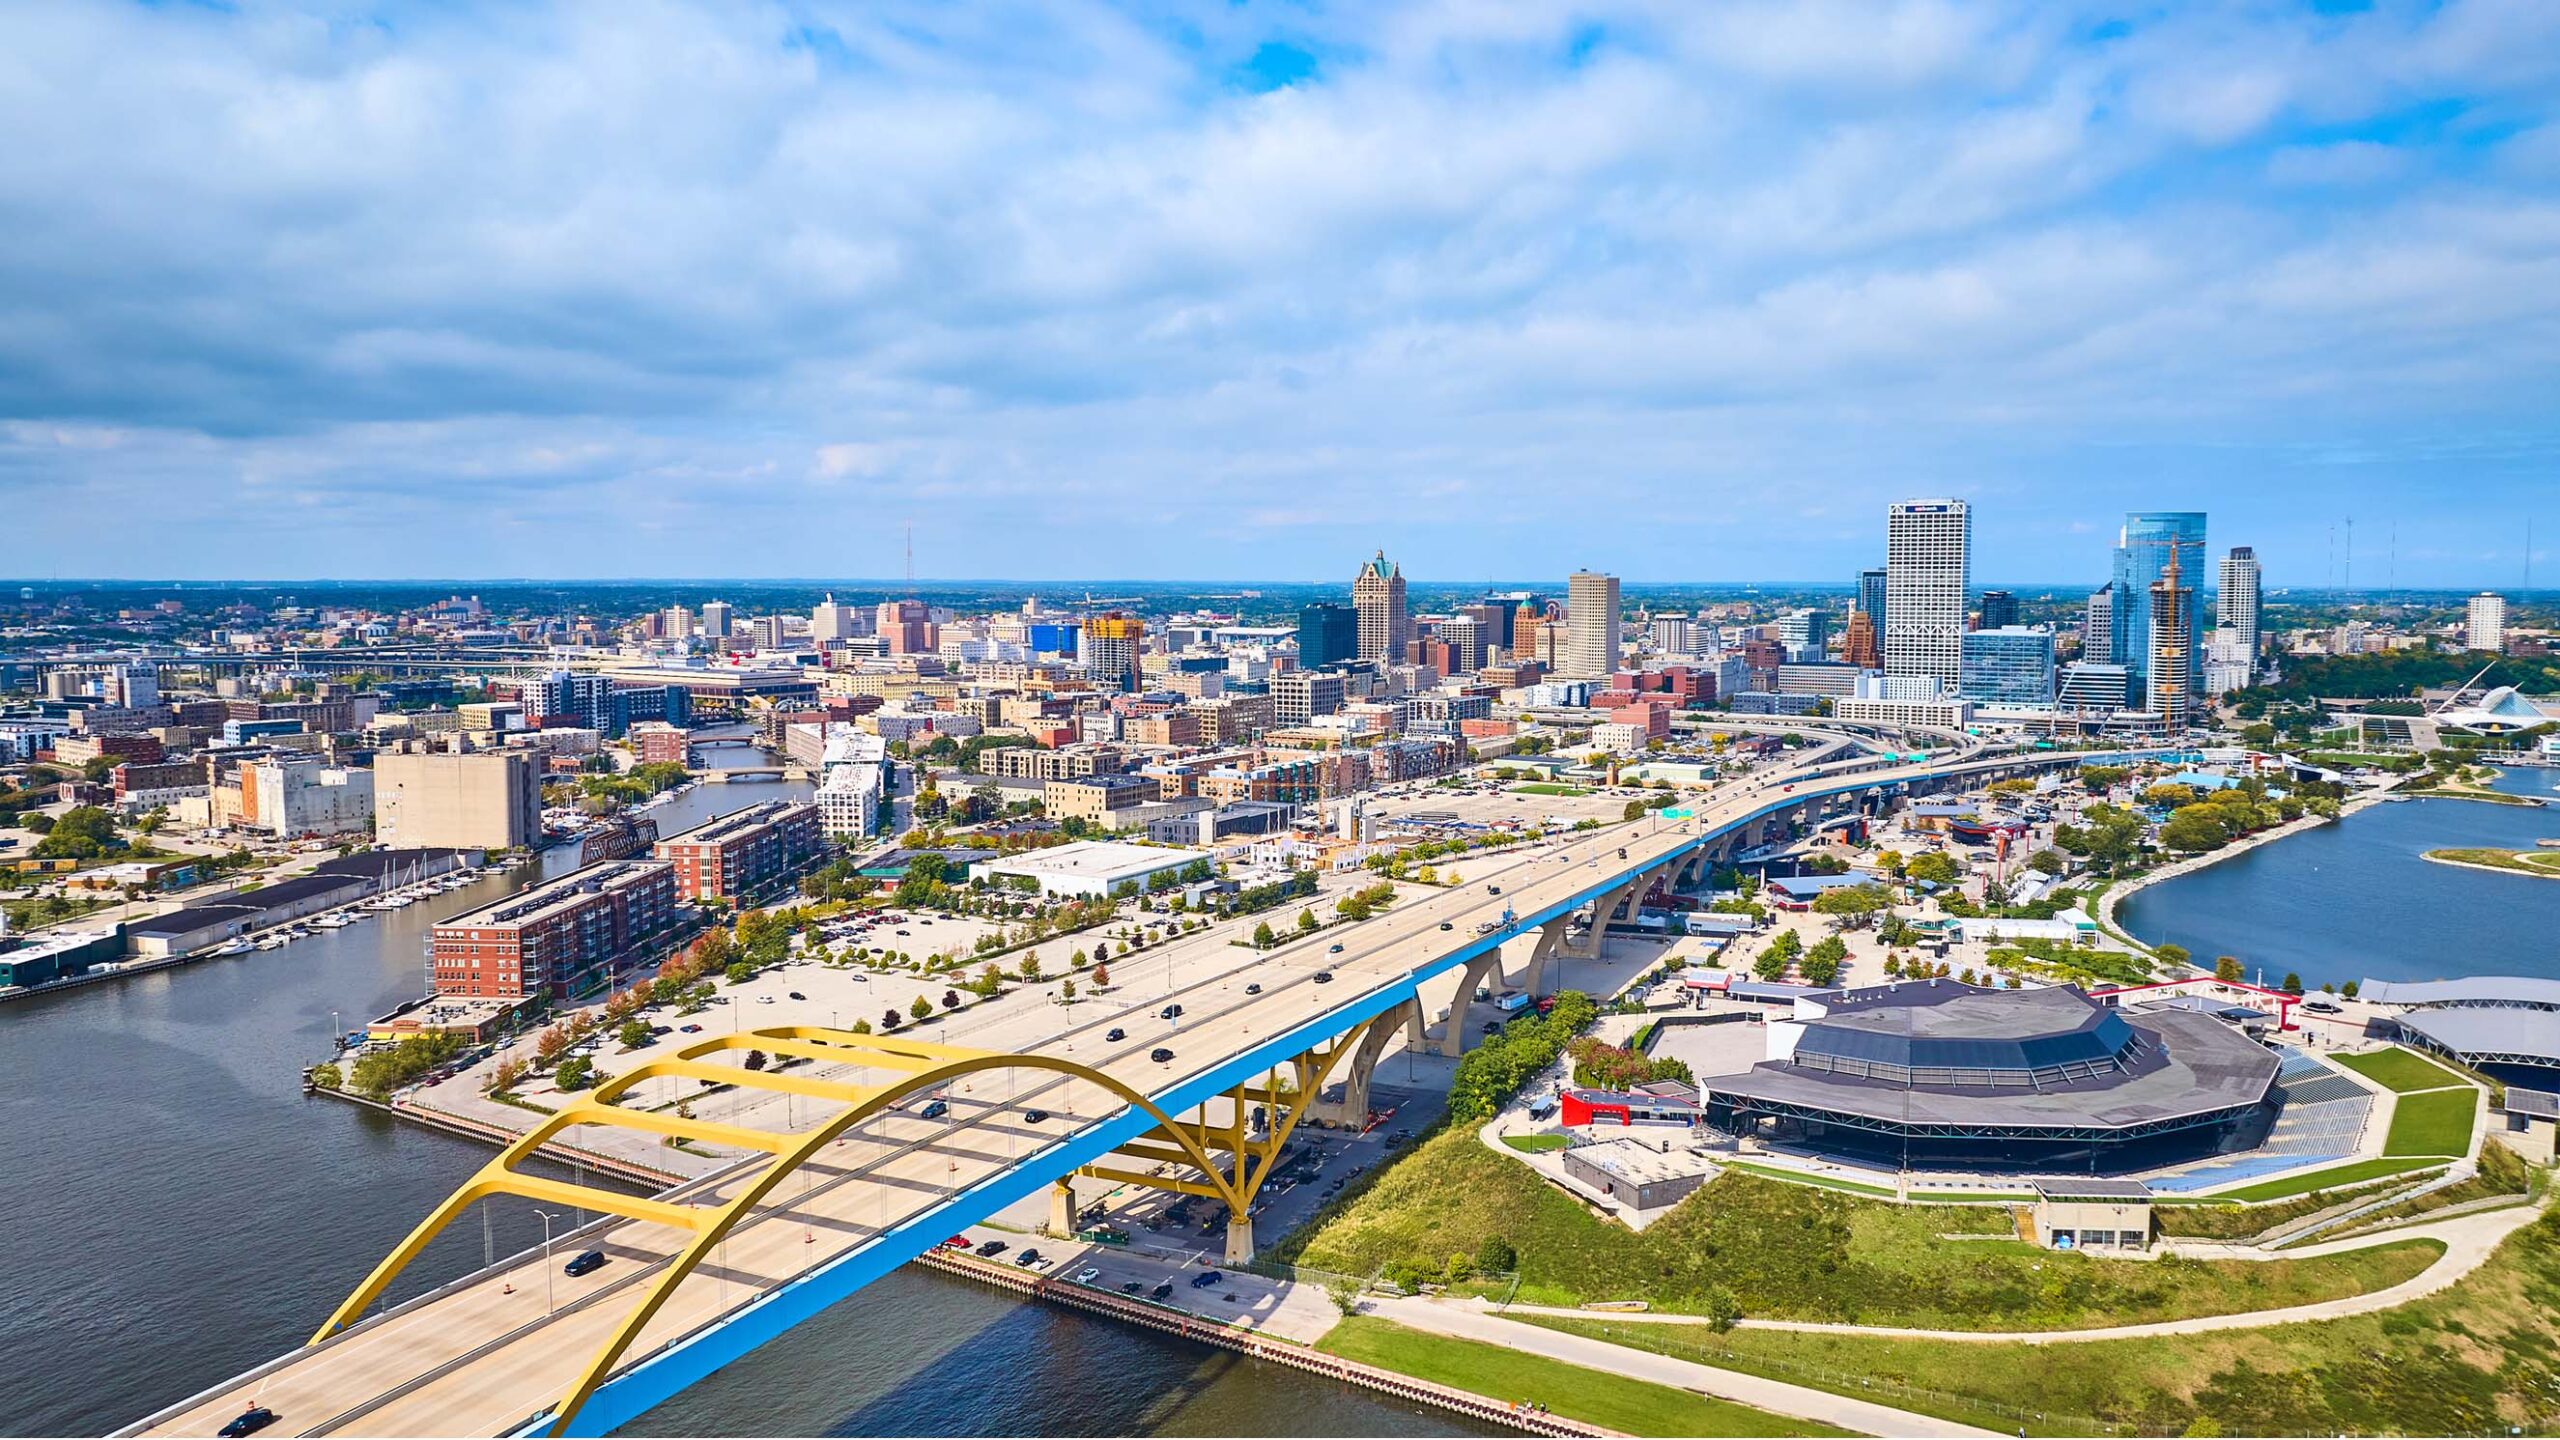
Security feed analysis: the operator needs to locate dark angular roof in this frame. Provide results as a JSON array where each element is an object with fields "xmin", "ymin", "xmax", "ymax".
[{"xmin": 1793, "ymin": 983, "xmax": 2137, "ymax": 1074}]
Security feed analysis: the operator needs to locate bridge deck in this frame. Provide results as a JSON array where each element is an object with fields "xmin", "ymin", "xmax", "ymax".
[{"xmin": 134, "ymin": 741, "xmax": 2117, "ymax": 1437}]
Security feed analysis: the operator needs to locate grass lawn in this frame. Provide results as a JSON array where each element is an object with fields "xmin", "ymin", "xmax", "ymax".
[
  {"xmin": 2426, "ymin": 846, "xmax": 2560, "ymax": 876},
  {"xmin": 1722, "ymin": 1161, "xmax": 1898, "ymax": 1197},
  {"xmin": 2384, "ymin": 1087, "xmax": 2479, "ymax": 1157},
  {"xmin": 1274, "ymin": 1127, "xmax": 2442, "ymax": 1330},
  {"xmin": 2199, "ymin": 1155, "xmax": 2446, "ymax": 1204},
  {"xmin": 1500, "ymin": 1133, "xmax": 1567, "ymax": 1153},
  {"xmin": 1519, "ymin": 1223, "xmax": 2524, "ymax": 1440},
  {"xmin": 1318, "ymin": 1316, "xmax": 1850, "ymax": 1438},
  {"xmin": 1511, "ymin": 782, "xmax": 1593, "ymax": 796},
  {"xmin": 2334, "ymin": 1047, "xmax": 2469, "ymax": 1093}
]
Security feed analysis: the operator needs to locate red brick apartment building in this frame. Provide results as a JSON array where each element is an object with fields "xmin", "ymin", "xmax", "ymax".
[
  {"xmin": 431, "ymin": 859, "xmax": 678, "ymax": 1000},
  {"xmin": 653, "ymin": 800, "xmax": 823, "ymax": 903}
]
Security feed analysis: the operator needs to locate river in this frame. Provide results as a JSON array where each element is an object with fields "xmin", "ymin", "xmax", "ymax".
[
  {"xmin": 2118, "ymin": 765, "xmax": 2560, "ymax": 990},
  {"xmin": 0, "ymin": 762, "xmax": 1474, "ymax": 1438}
]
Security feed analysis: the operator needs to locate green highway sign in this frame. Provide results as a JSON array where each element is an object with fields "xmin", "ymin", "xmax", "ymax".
[{"xmin": 1661, "ymin": 807, "xmax": 1693, "ymax": 819}]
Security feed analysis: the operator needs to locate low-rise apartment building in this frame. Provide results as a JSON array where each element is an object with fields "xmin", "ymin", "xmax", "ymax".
[
  {"xmin": 654, "ymin": 800, "xmax": 825, "ymax": 902},
  {"xmin": 431, "ymin": 859, "xmax": 679, "ymax": 999}
]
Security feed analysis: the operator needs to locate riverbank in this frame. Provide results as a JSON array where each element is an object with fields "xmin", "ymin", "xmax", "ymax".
[
  {"xmin": 916, "ymin": 1251, "xmax": 1595, "ymax": 1437},
  {"xmin": 306, "ymin": 1084, "xmax": 695, "ymax": 1189}
]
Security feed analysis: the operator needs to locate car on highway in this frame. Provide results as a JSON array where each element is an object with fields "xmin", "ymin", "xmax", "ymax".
[
  {"xmin": 1438, "ymin": 921, "xmax": 1453, "ymax": 931},
  {"xmin": 1488, "ymin": 885, "xmax": 1501, "ymax": 895},
  {"xmin": 1105, "ymin": 1027, "xmax": 1126, "ymax": 1042},
  {"xmin": 218, "ymin": 1407, "xmax": 278, "ymax": 1438},
  {"xmin": 1150, "ymin": 1280, "xmax": 1174, "ymax": 1300},
  {"xmin": 1328, "ymin": 943, "xmax": 1344, "ymax": 953},
  {"xmin": 1121, "ymin": 1280, "xmax": 1144, "ymax": 1294},
  {"xmin": 920, "ymin": 1098, "xmax": 950, "ymax": 1119},
  {"xmin": 1244, "ymin": 983, "xmax": 1262, "ymax": 995},
  {"xmin": 1022, "ymin": 1108, "xmax": 1049, "ymax": 1123},
  {"xmin": 1159, "ymin": 1003, "xmax": 1184, "ymax": 1020},
  {"xmin": 1150, "ymin": 1047, "xmax": 1176, "ymax": 1063},
  {"xmin": 1313, "ymin": 970, "xmax": 1333, "ymax": 984},
  {"xmin": 564, "ymin": 1249, "xmax": 608, "ymax": 1277},
  {"xmin": 788, "ymin": 991, "xmax": 806, "ymax": 1001}
]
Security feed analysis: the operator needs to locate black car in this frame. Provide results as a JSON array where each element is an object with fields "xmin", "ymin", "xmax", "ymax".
[
  {"xmin": 1121, "ymin": 1280, "xmax": 1144, "ymax": 1294},
  {"xmin": 1150, "ymin": 1281, "xmax": 1174, "ymax": 1300},
  {"xmin": 564, "ymin": 1249, "xmax": 608, "ymax": 1277},
  {"xmin": 1015, "ymin": 1248, "xmax": 1042, "ymax": 1267},
  {"xmin": 1313, "ymin": 971, "xmax": 1333, "ymax": 984},
  {"xmin": 1022, "ymin": 1108, "xmax": 1049, "ymax": 1123},
  {"xmin": 1150, "ymin": 1047, "xmax": 1175, "ymax": 1063},
  {"xmin": 1439, "ymin": 921, "xmax": 1453, "ymax": 931},
  {"xmin": 1189, "ymin": 1270, "xmax": 1223, "ymax": 1288},
  {"xmin": 788, "ymin": 991, "xmax": 806, "ymax": 1001},
  {"xmin": 1244, "ymin": 982, "xmax": 1262, "ymax": 995},
  {"xmin": 1106, "ymin": 1027, "xmax": 1126, "ymax": 1042},
  {"xmin": 978, "ymin": 1239, "xmax": 1008, "ymax": 1257},
  {"xmin": 217, "ymin": 1408, "xmax": 278, "ymax": 1438},
  {"xmin": 1159, "ymin": 1003, "xmax": 1184, "ymax": 1020},
  {"xmin": 1488, "ymin": 885, "xmax": 1501, "ymax": 895}
]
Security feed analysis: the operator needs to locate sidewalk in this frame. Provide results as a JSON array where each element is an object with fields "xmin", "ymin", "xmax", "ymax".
[{"xmin": 1370, "ymin": 1295, "xmax": 2000, "ymax": 1438}]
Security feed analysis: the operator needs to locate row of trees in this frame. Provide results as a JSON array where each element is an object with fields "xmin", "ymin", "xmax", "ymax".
[{"xmin": 1446, "ymin": 991, "xmax": 1599, "ymax": 1121}]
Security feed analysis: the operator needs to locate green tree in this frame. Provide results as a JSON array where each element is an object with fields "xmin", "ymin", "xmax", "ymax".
[
  {"xmin": 1904, "ymin": 850, "xmax": 1961, "ymax": 885},
  {"xmin": 553, "ymin": 1054, "xmax": 597, "ymax": 1091},
  {"xmin": 1296, "ymin": 907, "xmax": 1319, "ymax": 933},
  {"xmin": 910, "ymin": 994, "xmax": 933, "ymax": 1021},
  {"xmin": 1802, "ymin": 934, "xmax": 1847, "ymax": 987},
  {"xmin": 1253, "ymin": 921, "xmax": 1277, "ymax": 949},
  {"xmin": 1475, "ymin": 1235, "xmax": 1517, "ymax": 1274},
  {"xmin": 618, "ymin": 1019, "xmax": 650, "ymax": 1050},
  {"xmin": 2214, "ymin": 955, "xmax": 2245, "ymax": 983},
  {"xmin": 2156, "ymin": 943, "xmax": 2191, "ymax": 968}
]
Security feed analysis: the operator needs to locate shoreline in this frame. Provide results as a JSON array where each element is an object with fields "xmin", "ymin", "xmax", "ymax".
[
  {"xmin": 2101, "ymin": 785, "xmax": 2397, "ymax": 952},
  {"xmin": 2421, "ymin": 851, "xmax": 2560, "ymax": 883}
]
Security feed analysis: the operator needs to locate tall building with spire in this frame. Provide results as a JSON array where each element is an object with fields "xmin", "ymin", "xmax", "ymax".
[{"xmin": 1352, "ymin": 550, "xmax": 1409, "ymax": 662}]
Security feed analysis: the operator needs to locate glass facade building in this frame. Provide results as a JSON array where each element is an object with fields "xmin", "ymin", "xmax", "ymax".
[
  {"xmin": 1959, "ymin": 626, "xmax": 2057, "ymax": 706},
  {"xmin": 2111, "ymin": 512, "xmax": 2206, "ymax": 700}
]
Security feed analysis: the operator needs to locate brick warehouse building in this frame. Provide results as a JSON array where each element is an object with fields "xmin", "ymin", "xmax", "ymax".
[
  {"xmin": 653, "ymin": 800, "xmax": 824, "ymax": 903},
  {"xmin": 431, "ymin": 859, "xmax": 678, "ymax": 1000}
]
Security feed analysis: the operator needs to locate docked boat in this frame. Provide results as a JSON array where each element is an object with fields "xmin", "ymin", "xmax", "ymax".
[
  {"xmin": 313, "ymin": 914, "xmax": 351, "ymax": 929},
  {"xmin": 208, "ymin": 938, "xmax": 255, "ymax": 957}
]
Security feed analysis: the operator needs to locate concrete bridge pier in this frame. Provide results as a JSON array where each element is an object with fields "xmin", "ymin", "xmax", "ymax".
[
  {"xmin": 1047, "ymin": 1177, "xmax": 1077, "ymax": 1237},
  {"xmin": 1224, "ymin": 1213, "xmax": 1257, "ymax": 1266},
  {"xmin": 1514, "ymin": 917, "xmax": 1568, "ymax": 998},
  {"xmin": 1310, "ymin": 998, "xmax": 1417, "ymax": 1129}
]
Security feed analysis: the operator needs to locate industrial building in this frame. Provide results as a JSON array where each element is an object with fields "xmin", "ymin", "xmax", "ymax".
[
  {"xmin": 978, "ymin": 840, "xmax": 1211, "ymax": 899},
  {"xmin": 373, "ymin": 749, "xmax": 543, "ymax": 850}
]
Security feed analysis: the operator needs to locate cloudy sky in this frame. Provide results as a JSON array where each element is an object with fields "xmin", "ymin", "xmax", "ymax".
[{"xmin": 3, "ymin": 0, "xmax": 2556, "ymax": 586}]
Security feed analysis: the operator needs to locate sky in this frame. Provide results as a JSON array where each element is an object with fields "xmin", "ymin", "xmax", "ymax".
[{"xmin": 2, "ymin": 0, "xmax": 2557, "ymax": 587}]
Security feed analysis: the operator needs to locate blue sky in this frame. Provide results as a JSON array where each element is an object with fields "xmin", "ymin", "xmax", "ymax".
[{"xmin": 2, "ymin": 0, "xmax": 2556, "ymax": 586}]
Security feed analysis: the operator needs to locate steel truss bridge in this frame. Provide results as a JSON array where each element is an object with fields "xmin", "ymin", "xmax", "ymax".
[{"xmin": 129, "ymin": 736, "xmax": 2194, "ymax": 1438}]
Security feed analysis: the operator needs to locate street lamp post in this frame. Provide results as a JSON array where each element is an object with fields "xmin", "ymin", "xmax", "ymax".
[{"xmin": 532, "ymin": 1207, "xmax": 560, "ymax": 1314}]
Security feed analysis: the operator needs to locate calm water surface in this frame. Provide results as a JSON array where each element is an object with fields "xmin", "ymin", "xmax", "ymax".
[
  {"xmin": 2119, "ymin": 765, "xmax": 2560, "ymax": 989},
  {"xmin": 0, "ymin": 770, "xmax": 1464, "ymax": 1438}
]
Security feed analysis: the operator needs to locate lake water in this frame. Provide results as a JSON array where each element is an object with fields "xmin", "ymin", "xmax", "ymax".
[{"xmin": 2118, "ymin": 765, "xmax": 2560, "ymax": 990}]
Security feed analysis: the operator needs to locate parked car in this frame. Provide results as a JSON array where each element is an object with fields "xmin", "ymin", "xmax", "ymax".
[
  {"xmin": 977, "ymin": 1239, "xmax": 1008, "ymax": 1258},
  {"xmin": 564, "ymin": 1249, "xmax": 608, "ymax": 1277},
  {"xmin": 788, "ymin": 991, "xmax": 806, "ymax": 1001},
  {"xmin": 679, "ymin": 1023, "xmax": 704, "ymax": 1033},
  {"xmin": 1439, "ymin": 921, "xmax": 1453, "ymax": 931},
  {"xmin": 1014, "ymin": 1248, "xmax": 1042, "ymax": 1267},
  {"xmin": 942, "ymin": 1235, "xmax": 973, "ymax": 1250}
]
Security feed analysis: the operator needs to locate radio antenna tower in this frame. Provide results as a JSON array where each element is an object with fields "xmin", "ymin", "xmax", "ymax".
[{"xmin": 904, "ymin": 524, "xmax": 914, "ymax": 587}]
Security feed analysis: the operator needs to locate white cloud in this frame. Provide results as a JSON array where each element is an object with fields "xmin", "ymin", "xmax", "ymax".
[{"xmin": 0, "ymin": 0, "xmax": 2554, "ymax": 579}]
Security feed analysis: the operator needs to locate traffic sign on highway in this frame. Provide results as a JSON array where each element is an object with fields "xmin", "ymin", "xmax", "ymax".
[{"xmin": 1660, "ymin": 807, "xmax": 1693, "ymax": 819}]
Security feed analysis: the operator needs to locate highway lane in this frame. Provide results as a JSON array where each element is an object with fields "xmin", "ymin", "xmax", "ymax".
[{"xmin": 137, "ymin": 735, "xmax": 2088, "ymax": 1437}]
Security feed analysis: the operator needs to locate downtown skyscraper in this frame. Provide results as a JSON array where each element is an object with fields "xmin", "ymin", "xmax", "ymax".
[
  {"xmin": 1883, "ymin": 500, "xmax": 1971, "ymax": 692},
  {"xmin": 2112, "ymin": 512, "xmax": 2207, "ymax": 705}
]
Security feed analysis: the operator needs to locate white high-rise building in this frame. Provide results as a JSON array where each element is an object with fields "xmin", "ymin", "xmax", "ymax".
[
  {"xmin": 810, "ymin": 593, "xmax": 862, "ymax": 644},
  {"xmin": 1564, "ymin": 571, "xmax": 1622, "ymax": 678},
  {"xmin": 2467, "ymin": 592, "xmax": 2508, "ymax": 653},
  {"xmin": 1883, "ymin": 499, "xmax": 1971, "ymax": 692},
  {"xmin": 2216, "ymin": 547, "xmax": 2262, "ymax": 670},
  {"xmin": 699, "ymin": 599, "xmax": 733, "ymax": 639}
]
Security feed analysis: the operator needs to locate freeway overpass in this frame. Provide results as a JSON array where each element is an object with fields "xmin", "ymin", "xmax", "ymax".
[{"xmin": 129, "ymin": 738, "xmax": 2188, "ymax": 1439}]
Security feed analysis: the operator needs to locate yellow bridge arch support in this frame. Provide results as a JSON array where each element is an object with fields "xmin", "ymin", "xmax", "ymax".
[{"xmin": 313, "ymin": 1026, "xmax": 1266, "ymax": 1437}]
